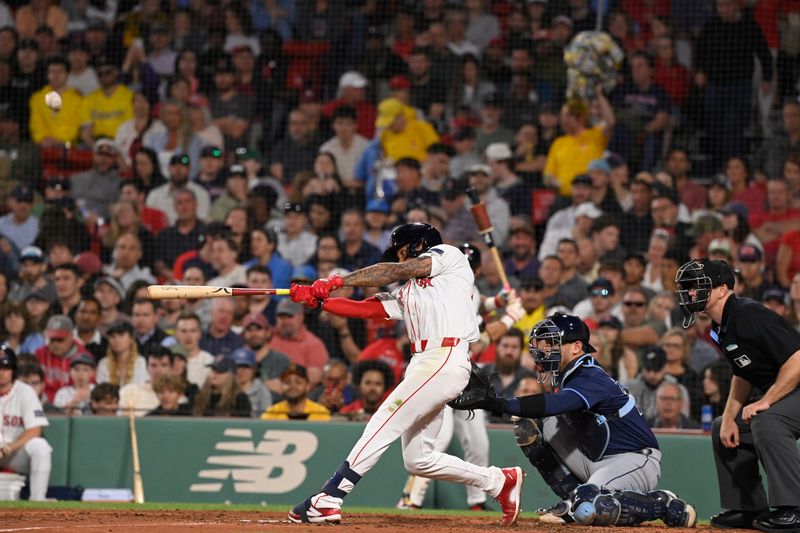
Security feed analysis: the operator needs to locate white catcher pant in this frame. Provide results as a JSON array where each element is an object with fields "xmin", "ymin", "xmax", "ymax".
[
  {"xmin": 403, "ymin": 407, "xmax": 490, "ymax": 507},
  {"xmin": 344, "ymin": 342, "xmax": 505, "ymax": 498},
  {"xmin": 0, "ymin": 437, "xmax": 52, "ymax": 500}
]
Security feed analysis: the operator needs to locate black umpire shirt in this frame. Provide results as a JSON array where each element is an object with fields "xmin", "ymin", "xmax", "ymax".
[{"xmin": 710, "ymin": 295, "xmax": 800, "ymax": 391}]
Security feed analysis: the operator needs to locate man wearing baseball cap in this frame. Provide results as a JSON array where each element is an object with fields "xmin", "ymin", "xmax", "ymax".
[
  {"xmin": 261, "ymin": 364, "xmax": 331, "ymax": 421},
  {"xmin": 374, "ymin": 97, "xmax": 439, "ymax": 163},
  {"xmin": 232, "ymin": 347, "xmax": 273, "ymax": 414},
  {"xmin": 195, "ymin": 145, "xmax": 226, "ymax": 200},
  {"xmin": 271, "ymin": 300, "xmax": 329, "ymax": 386},
  {"xmin": 735, "ymin": 244, "xmax": 771, "ymax": 301},
  {"xmin": 324, "ymin": 71, "xmax": 376, "ymax": 138},
  {"xmin": 35, "ymin": 315, "xmax": 92, "ymax": 402},
  {"xmin": 0, "ymin": 185, "xmax": 38, "ymax": 251},
  {"xmin": 319, "ymin": 106, "xmax": 370, "ymax": 185},
  {"xmin": 209, "ymin": 164, "xmax": 248, "ymax": 222},
  {"xmin": 145, "ymin": 153, "xmax": 211, "ymax": 225},
  {"xmin": 240, "ymin": 311, "xmax": 291, "ymax": 398},
  {"xmin": 486, "ymin": 143, "xmax": 529, "ymax": 215},
  {"xmin": 70, "ymin": 138, "xmax": 121, "ymax": 220},
  {"xmin": 8, "ymin": 246, "xmax": 56, "ymax": 303}
]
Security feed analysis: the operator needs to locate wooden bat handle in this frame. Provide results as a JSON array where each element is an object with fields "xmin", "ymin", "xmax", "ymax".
[{"xmin": 490, "ymin": 247, "xmax": 511, "ymax": 291}]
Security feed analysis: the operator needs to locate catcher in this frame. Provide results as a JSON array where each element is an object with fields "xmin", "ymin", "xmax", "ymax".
[{"xmin": 449, "ymin": 313, "xmax": 697, "ymax": 527}]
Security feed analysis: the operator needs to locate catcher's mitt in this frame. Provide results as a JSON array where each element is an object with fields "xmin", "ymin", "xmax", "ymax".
[{"xmin": 447, "ymin": 361, "xmax": 504, "ymax": 416}]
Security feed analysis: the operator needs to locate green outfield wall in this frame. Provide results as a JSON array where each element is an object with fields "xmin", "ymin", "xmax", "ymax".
[{"xmin": 43, "ymin": 417, "xmax": 721, "ymax": 518}]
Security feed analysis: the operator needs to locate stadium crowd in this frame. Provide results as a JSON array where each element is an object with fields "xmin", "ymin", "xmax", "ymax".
[{"xmin": 0, "ymin": 0, "xmax": 799, "ymax": 430}]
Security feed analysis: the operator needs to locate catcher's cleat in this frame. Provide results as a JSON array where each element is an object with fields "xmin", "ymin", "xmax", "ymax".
[
  {"xmin": 658, "ymin": 490, "xmax": 697, "ymax": 528},
  {"xmin": 496, "ymin": 467, "xmax": 525, "ymax": 526},
  {"xmin": 512, "ymin": 417, "xmax": 542, "ymax": 447},
  {"xmin": 537, "ymin": 500, "xmax": 572, "ymax": 525},
  {"xmin": 288, "ymin": 492, "xmax": 343, "ymax": 524}
]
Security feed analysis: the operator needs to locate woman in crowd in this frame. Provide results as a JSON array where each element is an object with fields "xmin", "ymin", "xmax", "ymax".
[
  {"xmin": 144, "ymin": 99, "xmax": 205, "ymax": 176},
  {"xmin": 660, "ymin": 328, "xmax": 703, "ymax": 420},
  {"xmin": 100, "ymin": 200, "xmax": 155, "ymax": 267},
  {"xmin": 725, "ymin": 155, "xmax": 765, "ymax": 217},
  {"xmin": 131, "ymin": 147, "xmax": 167, "ymax": 194},
  {"xmin": 224, "ymin": 206, "xmax": 250, "ymax": 262},
  {"xmin": 244, "ymin": 227, "xmax": 292, "ymax": 290},
  {"xmin": 0, "ymin": 302, "xmax": 45, "ymax": 354},
  {"xmin": 193, "ymin": 357, "xmax": 252, "ymax": 417},
  {"xmin": 449, "ymin": 54, "xmax": 495, "ymax": 116},
  {"xmin": 593, "ymin": 317, "xmax": 638, "ymax": 382},
  {"xmin": 174, "ymin": 49, "xmax": 204, "ymax": 103},
  {"xmin": 705, "ymin": 175, "xmax": 730, "ymax": 213},
  {"xmin": 305, "ymin": 195, "xmax": 335, "ymax": 235},
  {"xmin": 782, "ymin": 154, "xmax": 800, "ymax": 209},
  {"xmin": 701, "ymin": 360, "xmax": 733, "ymax": 418},
  {"xmin": 115, "ymin": 93, "xmax": 165, "ymax": 166},
  {"xmin": 122, "ymin": 280, "xmax": 150, "ymax": 315},
  {"xmin": 96, "ymin": 321, "xmax": 147, "ymax": 387}
]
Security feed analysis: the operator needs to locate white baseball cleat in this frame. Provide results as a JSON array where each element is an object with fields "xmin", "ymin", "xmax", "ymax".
[{"xmin": 288, "ymin": 492, "xmax": 343, "ymax": 524}]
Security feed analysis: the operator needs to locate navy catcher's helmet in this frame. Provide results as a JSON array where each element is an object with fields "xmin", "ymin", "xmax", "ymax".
[
  {"xmin": 382, "ymin": 223, "xmax": 443, "ymax": 262},
  {"xmin": 0, "ymin": 345, "xmax": 17, "ymax": 379},
  {"xmin": 460, "ymin": 243, "xmax": 482, "ymax": 272},
  {"xmin": 675, "ymin": 258, "xmax": 735, "ymax": 328},
  {"xmin": 530, "ymin": 313, "xmax": 595, "ymax": 385}
]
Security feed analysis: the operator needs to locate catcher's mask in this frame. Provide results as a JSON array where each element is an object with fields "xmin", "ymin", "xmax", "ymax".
[
  {"xmin": 675, "ymin": 258, "xmax": 735, "ymax": 328},
  {"xmin": 529, "ymin": 314, "xmax": 595, "ymax": 386}
]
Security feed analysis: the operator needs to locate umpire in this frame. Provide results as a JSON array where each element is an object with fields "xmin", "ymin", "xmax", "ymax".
[{"xmin": 676, "ymin": 259, "xmax": 800, "ymax": 531}]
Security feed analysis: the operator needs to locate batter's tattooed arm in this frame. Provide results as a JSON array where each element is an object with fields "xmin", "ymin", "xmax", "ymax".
[{"xmin": 343, "ymin": 257, "xmax": 433, "ymax": 287}]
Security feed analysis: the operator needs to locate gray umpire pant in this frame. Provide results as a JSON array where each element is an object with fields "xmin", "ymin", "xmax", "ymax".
[
  {"xmin": 542, "ymin": 417, "xmax": 662, "ymax": 492},
  {"xmin": 711, "ymin": 386, "xmax": 800, "ymax": 510}
]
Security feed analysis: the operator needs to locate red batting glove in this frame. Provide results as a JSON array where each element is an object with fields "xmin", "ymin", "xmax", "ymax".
[
  {"xmin": 310, "ymin": 275, "xmax": 344, "ymax": 300},
  {"xmin": 290, "ymin": 284, "xmax": 319, "ymax": 309}
]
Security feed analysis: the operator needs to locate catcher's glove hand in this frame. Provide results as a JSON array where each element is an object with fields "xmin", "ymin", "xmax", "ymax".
[{"xmin": 447, "ymin": 361, "xmax": 504, "ymax": 417}]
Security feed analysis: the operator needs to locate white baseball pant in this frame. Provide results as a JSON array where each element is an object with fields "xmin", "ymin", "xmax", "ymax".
[
  {"xmin": 0, "ymin": 437, "xmax": 52, "ymax": 500},
  {"xmin": 341, "ymin": 341, "xmax": 506, "ymax": 498},
  {"xmin": 403, "ymin": 407, "xmax": 490, "ymax": 507}
]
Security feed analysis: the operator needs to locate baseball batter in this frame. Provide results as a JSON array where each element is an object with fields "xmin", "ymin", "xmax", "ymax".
[
  {"xmin": 450, "ymin": 313, "xmax": 697, "ymax": 528},
  {"xmin": 0, "ymin": 347, "xmax": 52, "ymax": 500},
  {"xmin": 398, "ymin": 243, "xmax": 525, "ymax": 511},
  {"xmin": 287, "ymin": 223, "xmax": 524, "ymax": 526}
]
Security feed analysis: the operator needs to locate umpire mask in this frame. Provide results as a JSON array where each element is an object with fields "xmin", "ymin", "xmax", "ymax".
[{"xmin": 675, "ymin": 259, "xmax": 735, "ymax": 328}]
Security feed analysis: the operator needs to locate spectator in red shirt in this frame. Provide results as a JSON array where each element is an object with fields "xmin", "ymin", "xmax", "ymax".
[
  {"xmin": 340, "ymin": 360, "xmax": 394, "ymax": 421},
  {"xmin": 323, "ymin": 71, "xmax": 376, "ymax": 139},
  {"xmin": 725, "ymin": 155, "xmax": 766, "ymax": 218},
  {"xmin": 119, "ymin": 179, "xmax": 168, "ymax": 235},
  {"xmin": 270, "ymin": 299, "xmax": 329, "ymax": 386},
  {"xmin": 357, "ymin": 324, "xmax": 407, "ymax": 385},
  {"xmin": 749, "ymin": 178, "xmax": 800, "ymax": 264},
  {"xmin": 777, "ymin": 230, "xmax": 800, "ymax": 288},
  {"xmin": 652, "ymin": 36, "xmax": 690, "ymax": 107},
  {"xmin": 35, "ymin": 314, "xmax": 92, "ymax": 402}
]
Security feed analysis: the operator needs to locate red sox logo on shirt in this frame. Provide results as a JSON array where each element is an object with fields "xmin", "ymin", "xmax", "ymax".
[
  {"xmin": 414, "ymin": 278, "xmax": 433, "ymax": 288},
  {"xmin": 2, "ymin": 415, "xmax": 23, "ymax": 427}
]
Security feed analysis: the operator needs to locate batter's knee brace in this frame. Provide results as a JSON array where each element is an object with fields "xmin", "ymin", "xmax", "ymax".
[
  {"xmin": 24, "ymin": 437, "xmax": 52, "ymax": 460},
  {"xmin": 514, "ymin": 419, "xmax": 579, "ymax": 499}
]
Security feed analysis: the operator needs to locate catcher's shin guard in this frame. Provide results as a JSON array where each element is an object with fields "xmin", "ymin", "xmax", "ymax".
[
  {"xmin": 514, "ymin": 418, "xmax": 579, "ymax": 499},
  {"xmin": 594, "ymin": 489, "xmax": 695, "ymax": 527}
]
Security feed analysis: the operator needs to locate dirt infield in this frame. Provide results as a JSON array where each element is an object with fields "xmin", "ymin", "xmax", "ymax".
[{"xmin": 0, "ymin": 509, "xmax": 710, "ymax": 532}]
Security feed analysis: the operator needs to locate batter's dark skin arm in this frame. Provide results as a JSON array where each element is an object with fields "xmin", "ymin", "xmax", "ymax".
[{"xmin": 342, "ymin": 257, "xmax": 433, "ymax": 287}]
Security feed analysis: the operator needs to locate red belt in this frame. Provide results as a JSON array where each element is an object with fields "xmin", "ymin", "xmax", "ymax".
[{"xmin": 411, "ymin": 337, "xmax": 460, "ymax": 354}]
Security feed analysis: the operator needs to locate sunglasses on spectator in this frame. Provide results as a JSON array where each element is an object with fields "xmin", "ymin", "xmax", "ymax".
[
  {"xmin": 623, "ymin": 301, "xmax": 646, "ymax": 307},
  {"xmin": 657, "ymin": 396, "xmax": 681, "ymax": 402}
]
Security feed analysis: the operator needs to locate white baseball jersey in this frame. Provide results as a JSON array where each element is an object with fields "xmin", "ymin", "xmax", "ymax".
[
  {"xmin": 0, "ymin": 381, "xmax": 48, "ymax": 445},
  {"xmin": 377, "ymin": 244, "xmax": 480, "ymax": 345}
]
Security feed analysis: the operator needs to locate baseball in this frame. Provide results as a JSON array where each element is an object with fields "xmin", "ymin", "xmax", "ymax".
[{"xmin": 44, "ymin": 91, "xmax": 62, "ymax": 111}]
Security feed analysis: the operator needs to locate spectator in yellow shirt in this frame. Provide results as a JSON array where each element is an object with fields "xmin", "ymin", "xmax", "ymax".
[
  {"xmin": 29, "ymin": 56, "xmax": 82, "ymax": 145},
  {"xmin": 514, "ymin": 278, "xmax": 547, "ymax": 354},
  {"xmin": 261, "ymin": 364, "xmax": 331, "ymax": 421},
  {"xmin": 79, "ymin": 58, "xmax": 133, "ymax": 146},
  {"xmin": 544, "ymin": 94, "xmax": 615, "ymax": 197},
  {"xmin": 375, "ymin": 98, "xmax": 439, "ymax": 163}
]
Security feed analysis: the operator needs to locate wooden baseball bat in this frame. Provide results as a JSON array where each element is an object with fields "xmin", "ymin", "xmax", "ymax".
[
  {"xmin": 128, "ymin": 406, "xmax": 145, "ymax": 504},
  {"xmin": 147, "ymin": 285, "xmax": 290, "ymax": 300},
  {"xmin": 466, "ymin": 187, "xmax": 511, "ymax": 291}
]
